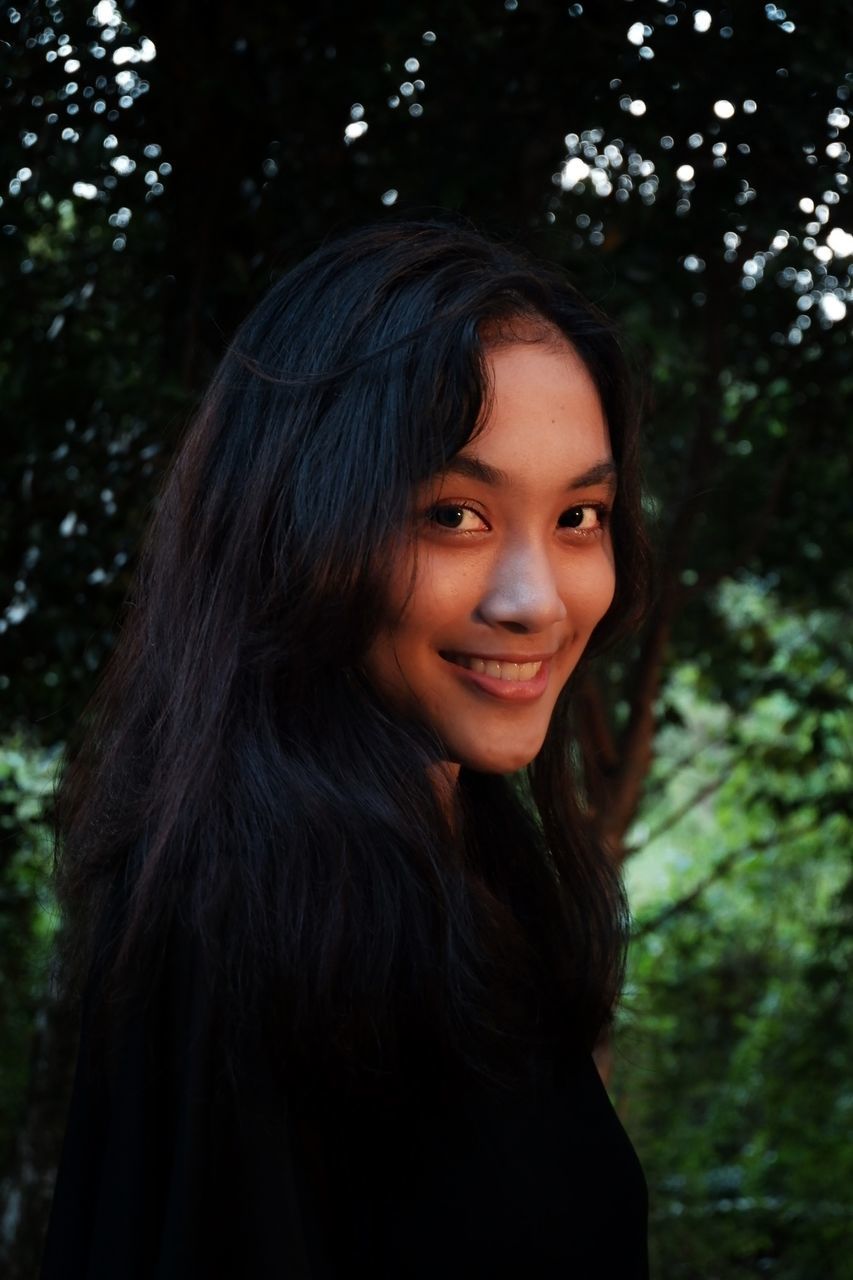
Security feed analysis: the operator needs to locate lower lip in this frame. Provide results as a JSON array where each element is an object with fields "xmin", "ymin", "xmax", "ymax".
[{"xmin": 443, "ymin": 657, "xmax": 551, "ymax": 702}]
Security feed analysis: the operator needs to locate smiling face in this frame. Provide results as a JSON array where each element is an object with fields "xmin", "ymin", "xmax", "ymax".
[{"xmin": 363, "ymin": 325, "xmax": 618, "ymax": 775}]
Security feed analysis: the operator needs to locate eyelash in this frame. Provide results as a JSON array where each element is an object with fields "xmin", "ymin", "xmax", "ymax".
[{"xmin": 424, "ymin": 502, "xmax": 611, "ymax": 539}]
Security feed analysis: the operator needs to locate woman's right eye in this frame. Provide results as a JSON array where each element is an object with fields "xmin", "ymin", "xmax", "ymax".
[{"xmin": 425, "ymin": 503, "xmax": 488, "ymax": 533}]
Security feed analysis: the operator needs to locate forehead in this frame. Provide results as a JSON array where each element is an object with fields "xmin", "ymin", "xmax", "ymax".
[{"xmin": 468, "ymin": 338, "xmax": 611, "ymax": 482}]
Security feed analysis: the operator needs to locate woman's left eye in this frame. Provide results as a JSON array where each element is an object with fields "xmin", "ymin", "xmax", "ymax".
[{"xmin": 557, "ymin": 504, "xmax": 608, "ymax": 536}]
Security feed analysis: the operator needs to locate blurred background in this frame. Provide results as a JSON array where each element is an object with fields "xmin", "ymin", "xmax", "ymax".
[{"xmin": 1, "ymin": 1, "xmax": 851, "ymax": 1275}]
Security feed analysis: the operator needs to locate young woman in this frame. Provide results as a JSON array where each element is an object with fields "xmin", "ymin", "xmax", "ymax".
[{"xmin": 41, "ymin": 220, "xmax": 652, "ymax": 1278}]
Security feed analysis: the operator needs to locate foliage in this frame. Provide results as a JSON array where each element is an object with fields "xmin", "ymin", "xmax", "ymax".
[
  {"xmin": 0, "ymin": 736, "xmax": 59, "ymax": 1170},
  {"xmin": 616, "ymin": 577, "xmax": 853, "ymax": 1278}
]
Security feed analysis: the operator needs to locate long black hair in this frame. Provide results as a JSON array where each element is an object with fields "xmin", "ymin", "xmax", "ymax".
[{"xmin": 53, "ymin": 220, "xmax": 651, "ymax": 1096}]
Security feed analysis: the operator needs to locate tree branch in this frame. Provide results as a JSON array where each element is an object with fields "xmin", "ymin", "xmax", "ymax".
[
  {"xmin": 603, "ymin": 304, "xmax": 728, "ymax": 845},
  {"xmin": 623, "ymin": 775, "xmax": 726, "ymax": 855},
  {"xmin": 630, "ymin": 824, "xmax": 822, "ymax": 939}
]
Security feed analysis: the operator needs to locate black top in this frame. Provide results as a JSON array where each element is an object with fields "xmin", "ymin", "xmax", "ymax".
[{"xmin": 41, "ymin": 924, "xmax": 649, "ymax": 1279}]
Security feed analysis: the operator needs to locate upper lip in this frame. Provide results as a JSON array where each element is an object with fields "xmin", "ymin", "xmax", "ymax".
[{"xmin": 441, "ymin": 650, "xmax": 556, "ymax": 663}]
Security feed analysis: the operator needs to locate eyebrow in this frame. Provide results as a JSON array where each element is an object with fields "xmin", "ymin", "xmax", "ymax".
[{"xmin": 442, "ymin": 454, "xmax": 618, "ymax": 491}]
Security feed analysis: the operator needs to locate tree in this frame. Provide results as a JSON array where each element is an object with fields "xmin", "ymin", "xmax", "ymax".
[{"xmin": 618, "ymin": 582, "xmax": 852, "ymax": 1277}]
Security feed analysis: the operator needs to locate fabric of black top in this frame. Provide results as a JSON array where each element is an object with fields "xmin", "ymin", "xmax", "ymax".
[{"xmin": 41, "ymin": 922, "xmax": 649, "ymax": 1279}]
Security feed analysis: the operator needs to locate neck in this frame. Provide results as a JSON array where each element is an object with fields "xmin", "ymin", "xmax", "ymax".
[{"xmin": 428, "ymin": 760, "xmax": 461, "ymax": 831}]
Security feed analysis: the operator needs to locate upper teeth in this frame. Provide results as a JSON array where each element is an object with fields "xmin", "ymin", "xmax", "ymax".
[{"xmin": 453, "ymin": 655, "xmax": 543, "ymax": 682}]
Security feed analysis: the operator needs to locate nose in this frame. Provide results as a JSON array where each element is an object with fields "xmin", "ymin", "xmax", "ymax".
[{"xmin": 475, "ymin": 538, "xmax": 568, "ymax": 634}]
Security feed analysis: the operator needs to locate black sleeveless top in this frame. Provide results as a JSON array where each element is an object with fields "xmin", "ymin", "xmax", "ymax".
[{"xmin": 41, "ymin": 923, "xmax": 649, "ymax": 1279}]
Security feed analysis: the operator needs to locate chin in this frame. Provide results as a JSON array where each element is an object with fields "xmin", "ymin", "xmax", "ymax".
[{"xmin": 455, "ymin": 736, "xmax": 545, "ymax": 776}]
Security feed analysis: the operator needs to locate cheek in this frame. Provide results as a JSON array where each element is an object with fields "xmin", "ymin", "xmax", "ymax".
[
  {"xmin": 562, "ymin": 549, "xmax": 617, "ymax": 629},
  {"xmin": 394, "ymin": 548, "xmax": 474, "ymax": 639},
  {"xmin": 596, "ymin": 559, "xmax": 618, "ymax": 619}
]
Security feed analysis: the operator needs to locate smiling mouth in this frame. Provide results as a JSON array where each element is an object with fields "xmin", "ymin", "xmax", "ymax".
[{"xmin": 442, "ymin": 653, "xmax": 544, "ymax": 683}]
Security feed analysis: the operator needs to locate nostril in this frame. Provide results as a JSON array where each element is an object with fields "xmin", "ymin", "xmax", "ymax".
[{"xmin": 476, "ymin": 576, "xmax": 568, "ymax": 630}]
